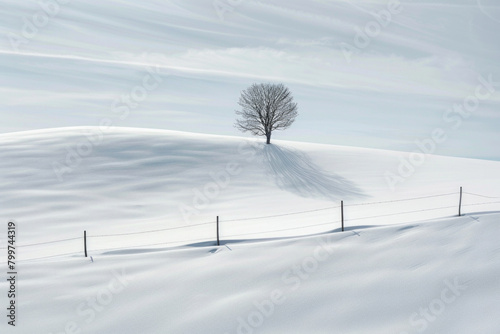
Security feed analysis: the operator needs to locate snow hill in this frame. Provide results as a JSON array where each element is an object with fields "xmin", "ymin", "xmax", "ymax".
[
  {"xmin": 0, "ymin": 127, "xmax": 499, "ymax": 333},
  {"xmin": 2, "ymin": 0, "xmax": 500, "ymax": 159}
]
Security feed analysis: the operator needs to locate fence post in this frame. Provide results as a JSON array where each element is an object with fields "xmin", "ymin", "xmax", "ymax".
[
  {"xmin": 84, "ymin": 230, "xmax": 87, "ymax": 257},
  {"xmin": 458, "ymin": 186, "xmax": 463, "ymax": 216},
  {"xmin": 216, "ymin": 216, "xmax": 220, "ymax": 246},
  {"xmin": 341, "ymin": 201, "xmax": 344, "ymax": 232}
]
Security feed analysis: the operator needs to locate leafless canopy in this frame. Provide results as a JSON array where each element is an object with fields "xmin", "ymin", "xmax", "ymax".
[{"xmin": 235, "ymin": 83, "xmax": 298, "ymax": 144}]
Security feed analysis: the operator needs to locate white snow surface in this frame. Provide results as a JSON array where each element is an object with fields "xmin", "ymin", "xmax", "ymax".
[{"xmin": 0, "ymin": 127, "xmax": 499, "ymax": 333}]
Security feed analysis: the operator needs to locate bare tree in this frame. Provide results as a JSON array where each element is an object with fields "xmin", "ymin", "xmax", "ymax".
[{"xmin": 235, "ymin": 83, "xmax": 298, "ymax": 144}]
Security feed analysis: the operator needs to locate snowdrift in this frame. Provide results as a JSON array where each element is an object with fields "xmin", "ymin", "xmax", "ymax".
[{"xmin": 0, "ymin": 127, "xmax": 499, "ymax": 333}]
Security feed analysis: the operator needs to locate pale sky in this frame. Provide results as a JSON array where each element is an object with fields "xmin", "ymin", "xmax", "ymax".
[{"xmin": 1, "ymin": 0, "xmax": 499, "ymax": 159}]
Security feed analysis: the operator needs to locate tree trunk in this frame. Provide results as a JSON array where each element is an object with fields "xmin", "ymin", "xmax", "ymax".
[{"xmin": 266, "ymin": 132, "xmax": 271, "ymax": 144}]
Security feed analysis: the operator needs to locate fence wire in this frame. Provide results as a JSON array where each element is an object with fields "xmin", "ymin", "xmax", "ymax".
[{"xmin": 8, "ymin": 190, "xmax": 499, "ymax": 259}]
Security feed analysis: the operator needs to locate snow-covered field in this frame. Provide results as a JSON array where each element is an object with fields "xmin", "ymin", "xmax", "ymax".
[
  {"xmin": 1, "ymin": 0, "xmax": 500, "ymax": 333},
  {"xmin": 0, "ymin": 127, "xmax": 499, "ymax": 333}
]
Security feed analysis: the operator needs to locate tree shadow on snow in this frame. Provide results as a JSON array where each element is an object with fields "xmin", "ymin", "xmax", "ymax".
[{"xmin": 262, "ymin": 144, "xmax": 366, "ymax": 201}]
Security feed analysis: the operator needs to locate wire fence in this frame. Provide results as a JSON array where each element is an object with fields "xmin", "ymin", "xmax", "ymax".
[{"xmin": 6, "ymin": 189, "xmax": 500, "ymax": 262}]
